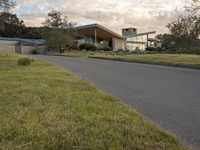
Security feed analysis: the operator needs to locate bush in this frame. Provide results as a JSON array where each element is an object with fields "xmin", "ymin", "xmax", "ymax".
[
  {"xmin": 115, "ymin": 49, "xmax": 132, "ymax": 55},
  {"xmin": 98, "ymin": 47, "xmax": 112, "ymax": 51},
  {"xmin": 146, "ymin": 47, "xmax": 163, "ymax": 52},
  {"xmin": 79, "ymin": 43, "xmax": 97, "ymax": 51},
  {"xmin": 17, "ymin": 57, "xmax": 31, "ymax": 66}
]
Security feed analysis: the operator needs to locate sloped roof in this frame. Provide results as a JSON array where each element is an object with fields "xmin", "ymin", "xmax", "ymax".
[
  {"xmin": 77, "ymin": 24, "xmax": 124, "ymax": 40},
  {"xmin": 0, "ymin": 37, "xmax": 46, "ymax": 46}
]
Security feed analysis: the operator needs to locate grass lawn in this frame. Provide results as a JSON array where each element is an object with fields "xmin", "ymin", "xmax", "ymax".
[
  {"xmin": 91, "ymin": 53, "xmax": 200, "ymax": 65},
  {"xmin": 0, "ymin": 52, "xmax": 187, "ymax": 149},
  {"xmin": 50, "ymin": 51, "xmax": 200, "ymax": 65}
]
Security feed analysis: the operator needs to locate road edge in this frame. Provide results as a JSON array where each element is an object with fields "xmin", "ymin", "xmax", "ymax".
[{"xmin": 88, "ymin": 56, "xmax": 200, "ymax": 70}]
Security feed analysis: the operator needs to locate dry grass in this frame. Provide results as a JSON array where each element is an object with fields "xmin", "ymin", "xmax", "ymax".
[
  {"xmin": 0, "ymin": 52, "xmax": 187, "ymax": 149},
  {"xmin": 50, "ymin": 51, "xmax": 200, "ymax": 65}
]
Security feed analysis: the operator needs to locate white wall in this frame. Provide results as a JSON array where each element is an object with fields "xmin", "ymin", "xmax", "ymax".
[
  {"xmin": 0, "ymin": 44, "xmax": 16, "ymax": 53},
  {"xmin": 112, "ymin": 38, "xmax": 125, "ymax": 51},
  {"xmin": 126, "ymin": 43, "xmax": 146, "ymax": 51}
]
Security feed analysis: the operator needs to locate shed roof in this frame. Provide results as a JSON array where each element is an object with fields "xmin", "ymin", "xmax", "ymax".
[
  {"xmin": 77, "ymin": 24, "xmax": 123, "ymax": 41},
  {"xmin": 0, "ymin": 37, "xmax": 46, "ymax": 46}
]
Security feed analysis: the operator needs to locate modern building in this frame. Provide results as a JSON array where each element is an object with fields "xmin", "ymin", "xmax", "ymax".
[
  {"xmin": 0, "ymin": 24, "xmax": 156, "ymax": 54},
  {"xmin": 77, "ymin": 23, "xmax": 156, "ymax": 51},
  {"xmin": 122, "ymin": 28, "xmax": 156, "ymax": 51},
  {"xmin": 0, "ymin": 37, "xmax": 47, "ymax": 54},
  {"xmin": 76, "ymin": 24, "xmax": 126, "ymax": 51}
]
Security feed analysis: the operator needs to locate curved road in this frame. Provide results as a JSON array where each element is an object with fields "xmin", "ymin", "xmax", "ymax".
[{"xmin": 37, "ymin": 55, "xmax": 200, "ymax": 149}]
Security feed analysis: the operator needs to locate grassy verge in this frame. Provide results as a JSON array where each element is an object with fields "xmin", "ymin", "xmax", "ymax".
[
  {"xmin": 49, "ymin": 51, "xmax": 200, "ymax": 66},
  {"xmin": 47, "ymin": 51, "xmax": 114, "ymax": 58},
  {"xmin": 0, "ymin": 52, "xmax": 187, "ymax": 149},
  {"xmin": 90, "ymin": 54, "xmax": 200, "ymax": 65},
  {"xmin": 48, "ymin": 51, "xmax": 97, "ymax": 57}
]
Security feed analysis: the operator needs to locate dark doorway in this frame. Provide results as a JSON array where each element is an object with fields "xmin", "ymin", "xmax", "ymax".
[{"xmin": 109, "ymin": 40, "xmax": 113, "ymax": 49}]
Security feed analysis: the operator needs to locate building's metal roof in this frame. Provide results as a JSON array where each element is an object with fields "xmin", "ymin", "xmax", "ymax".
[
  {"xmin": 0, "ymin": 37, "xmax": 46, "ymax": 46},
  {"xmin": 76, "ymin": 23, "xmax": 123, "ymax": 39}
]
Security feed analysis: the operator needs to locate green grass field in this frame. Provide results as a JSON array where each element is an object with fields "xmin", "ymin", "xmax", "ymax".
[
  {"xmin": 50, "ymin": 51, "xmax": 200, "ymax": 65},
  {"xmin": 0, "ymin": 52, "xmax": 187, "ymax": 149},
  {"xmin": 91, "ymin": 53, "xmax": 200, "ymax": 65}
]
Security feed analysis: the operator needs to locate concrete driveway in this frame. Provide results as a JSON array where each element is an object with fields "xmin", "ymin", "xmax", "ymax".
[{"xmin": 37, "ymin": 55, "xmax": 200, "ymax": 149}]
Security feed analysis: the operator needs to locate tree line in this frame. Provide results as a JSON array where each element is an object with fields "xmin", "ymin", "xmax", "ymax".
[
  {"xmin": 0, "ymin": 0, "xmax": 77, "ymax": 52},
  {"xmin": 0, "ymin": 0, "xmax": 200, "ymax": 53}
]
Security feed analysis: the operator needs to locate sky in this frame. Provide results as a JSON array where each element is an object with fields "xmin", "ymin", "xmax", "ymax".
[{"xmin": 13, "ymin": 0, "xmax": 187, "ymax": 34}]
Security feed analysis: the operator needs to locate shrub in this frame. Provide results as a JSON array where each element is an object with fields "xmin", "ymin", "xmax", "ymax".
[
  {"xmin": 17, "ymin": 57, "xmax": 31, "ymax": 66},
  {"xmin": 146, "ymin": 47, "xmax": 164, "ymax": 52},
  {"xmin": 115, "ymin": 49, "xmax": 130, "ymax": 55},
  {"xmin": 98, "ymin": 47, "xmax": 112, "ymax": 51},
  {"xmin": 79, "ymin": 43, "xmax": 97, "ymax": 51}
]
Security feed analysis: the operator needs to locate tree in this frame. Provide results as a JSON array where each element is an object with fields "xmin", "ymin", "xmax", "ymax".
[
  {"xmin": 166, "ymin": 0, "xmax": 200, "ymax": 53},
  {"xmin": 186, "ymin": 0, "xmax": 200, "ymax": 14},
  {"xmin": 0, "ymin": 0, "xmax": 16, "ymax": 32},
  {"xmin": 167, "ymin": 15, "xmax": 200, "ymax": 39},
  {"xmin": 43, "ymin": 10, "xmax": 77, "ymax": 52},
  {"xmin": 0, "ymin": 1, "xmax": 45, "ymax": 39},
  {"xmin": 20, "ymin": 27, "xmax": 44, "ymax": 39},
  {"xmin": 43, "ymin": 10, "xmax": 75, "ymax": 29},
  {"xmin": 0, "ymin": 11, "xmax": 46, "ymax": 39},
  {"xmin": 0, "ymin": 12, "xmax": 25, "ymax": 37},
  {"xmin": 0, "ymin": 0, "xmax": 15, "ymax": 12}
]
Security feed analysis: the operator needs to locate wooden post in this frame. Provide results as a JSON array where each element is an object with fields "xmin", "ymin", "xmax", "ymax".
[{"xmin": 95, "ymin": 28, "xmax": 97, "ymax": 46}]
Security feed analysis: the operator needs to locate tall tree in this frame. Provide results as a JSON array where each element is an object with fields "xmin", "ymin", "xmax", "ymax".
[
  {"xmin": 167, "ymin": 15, "xmax": 200, "ymax": 39},
  {"xmin": 0, "ymin": 12, "xmax": 25, "ymax": 37},
  {"xmin": 0, "ymin": 0, "xmax": 15, "ymax": 12},
  {"xmin": 186, "ymin": 0, "xmax": 200, "ymax": 14},
  {"xmin": 166, "ymin": 0, "xmax": 200, "ymax": 52},
  {"xmin": 0, "ymin": 0, "xmax": 15, "ymax": 32},
  {"xmin": 43, "ymin": 10, "xmax": 77, "ymax": 52}
]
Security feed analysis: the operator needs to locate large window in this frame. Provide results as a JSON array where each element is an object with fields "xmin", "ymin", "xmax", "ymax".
[{"xmin": 127, "ymin": 35, "xmax": 147, "ymax": 43}]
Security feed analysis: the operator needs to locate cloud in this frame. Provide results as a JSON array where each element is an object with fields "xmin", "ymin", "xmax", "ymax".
[{"xmin": 14, "ymin": 0, "xmax": 186, "ymax": 34}]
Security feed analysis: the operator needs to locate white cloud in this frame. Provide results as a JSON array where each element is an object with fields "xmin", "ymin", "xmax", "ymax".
[{"xmin": 14, "ymin": 0, "xmax": 186, "ymax": 34}]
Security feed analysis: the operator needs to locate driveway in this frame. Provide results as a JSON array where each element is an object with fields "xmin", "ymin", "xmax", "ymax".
[{"xmin": 37, "ymin": 55, "xmax": 200, "ymax": 149}]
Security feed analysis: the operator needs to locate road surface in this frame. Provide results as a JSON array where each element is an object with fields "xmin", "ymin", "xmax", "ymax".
[{"xmin": 37, "ymin": 55, "xmax": 200, "ymax": 149}]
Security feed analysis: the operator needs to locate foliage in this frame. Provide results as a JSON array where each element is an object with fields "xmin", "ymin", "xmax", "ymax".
[
  {"xmin": 186, "ymin": 0, "xmax": 200, "ymax": 14},
  {"xmin": 19, "ymin": 27, "xmax": 44, "ymax": 39},
  {"xmin": 167, "ymin": 15, "xmax": 200, "ymax": 39},
  {"xmin": 79, "ymin": 43, "xmax": 97, "ymax": 51},
  {"xmin": 98, "ymin": 47, "xmax": 112, "ymax": 51},
  {"xmin": 0, "ymin": 12, "xmax": 44, "ymax": 39},
  {"xmin": 165, "ymin": 0, "xmax": 200, "ymax": 53},
  {"xmin": 43, "ymin": 10, "xmax": 75, "ymax": 29},
  {"xmin": 17, "ymin": 57, "xmax": 31, "ymax": 66},
  {"xmin": 156, "ymin": 34, "xmax": 200, "ymax": 54},
  {"xmin": 0, "ymin": 12, "xmax": 25, "ymax": 37},
  {"xmin": 0, "ymin": 0, "xmax": 15, "ymax": 12},
  {"xmin": 43, "ymin": 10, "xmax": 77, "ymax": 52},
  {"xmin": 161, "ymin": 1, "xmax": 200, "ymax": 53},
  {"xmin": 43, "ymin": 27, "xmax": 76, "ymax": 52},
  {"xmin": 146, "ymin": 47, "xmax": 163, "ymax": 52}
]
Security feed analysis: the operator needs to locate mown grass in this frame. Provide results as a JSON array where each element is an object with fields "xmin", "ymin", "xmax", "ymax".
[
  {"xmin": 48, "ymin": 51, "xmax": 93, "ymax": 57},
  {"xmin": 50, "ymin": 51, "xmax": 200, "ymax": 65},
  {"xmin": 91, "ymin": 53, "xmax": 200, "ymax": 65},
  {"xmin": 0, "ymin": 52, "xmax": 187, "ymax": 149}
]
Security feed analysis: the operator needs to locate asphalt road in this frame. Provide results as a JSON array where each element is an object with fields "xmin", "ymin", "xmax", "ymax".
[{"xmin": 37, "ymin": 55, "xmax": 200, "ymax": 149}]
